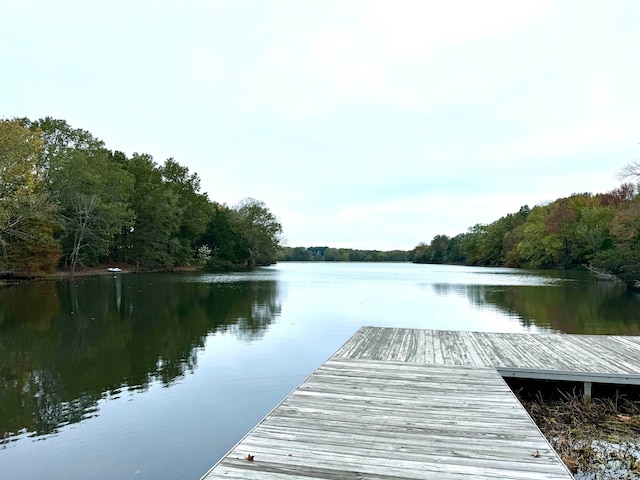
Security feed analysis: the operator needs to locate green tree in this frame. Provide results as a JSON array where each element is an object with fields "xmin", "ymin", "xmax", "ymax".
[
  {"xmin": 324, "ymin": 248, "xmax": 339, "ymax": 261},
  {"xmin": 575, "ymin": 204, "xmax": 614, "ymax": 261},
  {"xmin": 51, "ymin": 148, "xmax": 134, "ymax": 271},
  {"xmin": 20, "ymin": 117, "xmax": 106, "ymax": 185},
  {"xmin": 160, "ymin": 158, "xmax": 210, "ymax": 264},
  {"xmin": 289, "ymin": 247, "xmax": 313, "ymax": 261},
  {"xmin": 479, "ymin": 217, "xmax": 511, "ymax": 266},
  {"xmin": 517, "ymin": 204, "xmax": 563, "ymax": 268},
  {"xmin": 202, "ymin": 202, "xmax": 246, "ymax": 271},
  {"xmin": 446, "ymin": 234, "xmax": 468, "ymax": 264},
  {"xmin": 462, "ymin": 224, "xmax": 487, "ymax": 265},
  {"xmin": 592, "ymin": 193, "xmax": 640, "ymax": 287},
  {"xmin": 230, "ymin": 198, "xmax": 282, "ymax": 268},
  {"xmin": 119, "ymin": 153, "xmax": 183, "ymax": 269},
  {"xmin": 428, "ymin": 235, "xmax": 450, "ymax": 263},
  {"xmin": 308, "ymin": 246, "xmax": 328, "ymax": 260},
  {"xmin": 502, "ymin": 206, "xmax": 529, "ymax": 267},
  {"xmin": 0, "ymin": 119, "xmax": 61, "ymax": 273},
  {"xmin": 202, "ymin": 199, "xmax": 282, "ymax": 271}
]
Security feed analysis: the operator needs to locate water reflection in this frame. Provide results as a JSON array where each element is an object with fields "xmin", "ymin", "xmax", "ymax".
[
  {"xmin": 2, "ymin": 264, "xmax": 640, "ymax": 463},
  {"xmin": 432, "ymin": 279, "xmax": 640, "ymax": 334},
  {"xmin": 0, "ymin": 273, "xmax": 280, "ymax": 444}
]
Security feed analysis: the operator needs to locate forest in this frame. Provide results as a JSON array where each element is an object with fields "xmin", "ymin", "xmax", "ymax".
[
  {"xmin": 3, "ymin": 116, "xmax": 638, "ymax": 286},
  {"xmin": 277, "ymin": 246, "xmax": 411, "ymax": 262},
  {"xmin": 0, "ymin": 117, "xmax": 282, "ymax": 274},
  {"xmin": 412, "ymin": 181, "xmax": 640, "ymax": 288}
]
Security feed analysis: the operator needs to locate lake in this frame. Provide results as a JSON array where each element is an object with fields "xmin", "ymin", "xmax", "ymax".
[{"xmin": 1, "ymin": 262, "xmax": 639, "ymax": 479}]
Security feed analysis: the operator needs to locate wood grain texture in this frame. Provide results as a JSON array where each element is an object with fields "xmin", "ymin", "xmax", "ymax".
[
  {"xmin": 203, "ymin": 358, "xmax": 572, "ymax": 479},
  {"xmin": 335, "ymin": 328, "xmax": 640, "ymax": 384},
  {"xmin": 203, "ymin": 327, "xmax": 640, "ymax": 479}
]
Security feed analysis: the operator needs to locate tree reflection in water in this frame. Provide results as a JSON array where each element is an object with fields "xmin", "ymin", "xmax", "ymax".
[
  {"xmin": 0, "ymin": 273, "xmax": 280, "ymax": 444},
  {"xmin": 431, "ymin": 277, "xmax": 640, "ymax": 334}
]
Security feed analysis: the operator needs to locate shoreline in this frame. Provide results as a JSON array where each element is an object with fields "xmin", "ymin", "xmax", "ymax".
[
  {"xmin": 1, "ymin": 264, "xmax": 204, "ymax": 284},
  {"xmin": 513, "ymin": 383, "xmax": 640, "ymax": 479}
]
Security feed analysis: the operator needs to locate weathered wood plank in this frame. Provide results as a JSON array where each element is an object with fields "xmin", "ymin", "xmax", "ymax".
[
  {"xmin": 423, "ymin": 328, "xmax": 436, "ymax": 364},
  {"xmin": 337, "ymin": 327, "xmax": 640, "ymax": 383},
  {"xmin": 203, "ymin": 327, "xmax": 640, "ymax": 479},
  {"xmin": 203, "ymin": 358, "xmax": 572, "ymax": 480}
]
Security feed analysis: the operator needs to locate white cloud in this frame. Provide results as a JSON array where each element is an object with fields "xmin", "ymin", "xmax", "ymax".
[
  {"xmin": 365, "ymin": 0, "xmax": 551, "ymax": 60},
  {"xmin": 492, "ymin": 115, "xmax": 639, "ymax": 160},
  {"xmin": 308, "ymin": 30, "xmax": 385, "ymax": 94},
  {"xmin": 219, "ymin": 0, "xmax": 553, "ymax": 117},
  {"xmin": 587, "ymin": 80, "xmax": 614, "ymax": 109},
  {"xmin": 2, "ymin": 0, "xmax": 639, "ymax": 251}
]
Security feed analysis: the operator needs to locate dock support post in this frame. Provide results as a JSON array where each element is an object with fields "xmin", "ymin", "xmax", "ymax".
[{"xmin": 584, "ymin": 381, "xmax": 592, "ymax": 403}]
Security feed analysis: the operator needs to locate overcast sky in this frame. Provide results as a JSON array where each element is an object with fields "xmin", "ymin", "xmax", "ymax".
[{"xmin": 2, "ymin": 1, "xmax": 639, "ymax": 250}]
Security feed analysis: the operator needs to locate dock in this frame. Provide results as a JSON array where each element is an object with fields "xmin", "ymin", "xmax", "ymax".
[
  {"xmin": 201, "ymin": 327, "xmax": 640, "ymax": 479},
  {"xmin": 335, "ymin": 328, "xmax": 640, "ymax": 399}
]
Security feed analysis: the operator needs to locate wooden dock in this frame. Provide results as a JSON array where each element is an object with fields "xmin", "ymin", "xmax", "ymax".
[
  {"xmin": 201, "ymin": 327, "xmax": 640, "ymax": 479},
  {"xmin": 335, "ymin": 327, "xmax": 640, "ymax": 384}
]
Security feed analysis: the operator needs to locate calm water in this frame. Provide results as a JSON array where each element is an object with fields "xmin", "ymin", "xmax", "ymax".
[{"xmin": 1, "ymin": 262, "xmax": 639, "ymax": 479}]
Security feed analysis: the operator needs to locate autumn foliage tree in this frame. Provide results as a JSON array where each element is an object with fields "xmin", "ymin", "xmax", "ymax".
[
  {"xmin": 0, "ymin": 120, "xmax": 61, "ymax": 273},
  {"xmin": 413, "ymin": 180, "xmax": 640, "ymax": 288}
]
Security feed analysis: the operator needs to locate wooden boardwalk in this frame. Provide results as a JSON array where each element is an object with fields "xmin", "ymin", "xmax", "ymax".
[
  {"xmin": 203, "ymin": 359, "xmax": 572, "ymax": 479},
  {"xmin": 201, "ymin": 327, "xmax": 640, "ymax": 479},
  {"xmin": 335, "ymin": 327, "xmax": 640, "ymax": 385}
]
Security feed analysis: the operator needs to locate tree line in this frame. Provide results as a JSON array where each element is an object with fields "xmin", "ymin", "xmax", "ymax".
[
  {"xmin": 0, "ymin": 117, "xmax": 282, "ymax": 274},
  {"xmin": 412, "ymin": 180, "xmax": 640, "ymax": 288},
  {"xmin": 278, "ymin": 246, "xmax": 411, "ymax": 262}
]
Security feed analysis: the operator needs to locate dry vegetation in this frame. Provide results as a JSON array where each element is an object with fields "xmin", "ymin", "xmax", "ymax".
[{"xmin": 514, "ymin": 383, "xmax": 640, "ymax": 480}]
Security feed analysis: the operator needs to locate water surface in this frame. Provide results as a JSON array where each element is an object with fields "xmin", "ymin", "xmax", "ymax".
[{"xmin": 1, "ymin": 263, "xmax": 639, "ymax": 479}]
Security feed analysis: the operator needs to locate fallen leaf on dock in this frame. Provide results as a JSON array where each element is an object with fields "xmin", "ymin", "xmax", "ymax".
[{"xmin": 245, "ymin": 454, "xmax": 254, "ymax": 461}]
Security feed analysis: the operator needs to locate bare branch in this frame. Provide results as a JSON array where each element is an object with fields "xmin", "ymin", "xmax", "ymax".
[{"xmin": 617, "ymin": 158, "xmax": 640, "ymax": 181}]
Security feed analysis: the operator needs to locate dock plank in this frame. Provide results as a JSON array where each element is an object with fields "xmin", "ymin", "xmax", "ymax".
[
  {"xmin": 203, "ymin": 327, "xmax": 640, "ymax": 479},
  {"xmin": 203, "ymin": 359, "xmax": 572, "ymax": 480},
  {"xmin": 335, "ymin": 327, "xmax": 640, "ymax": 384}
]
